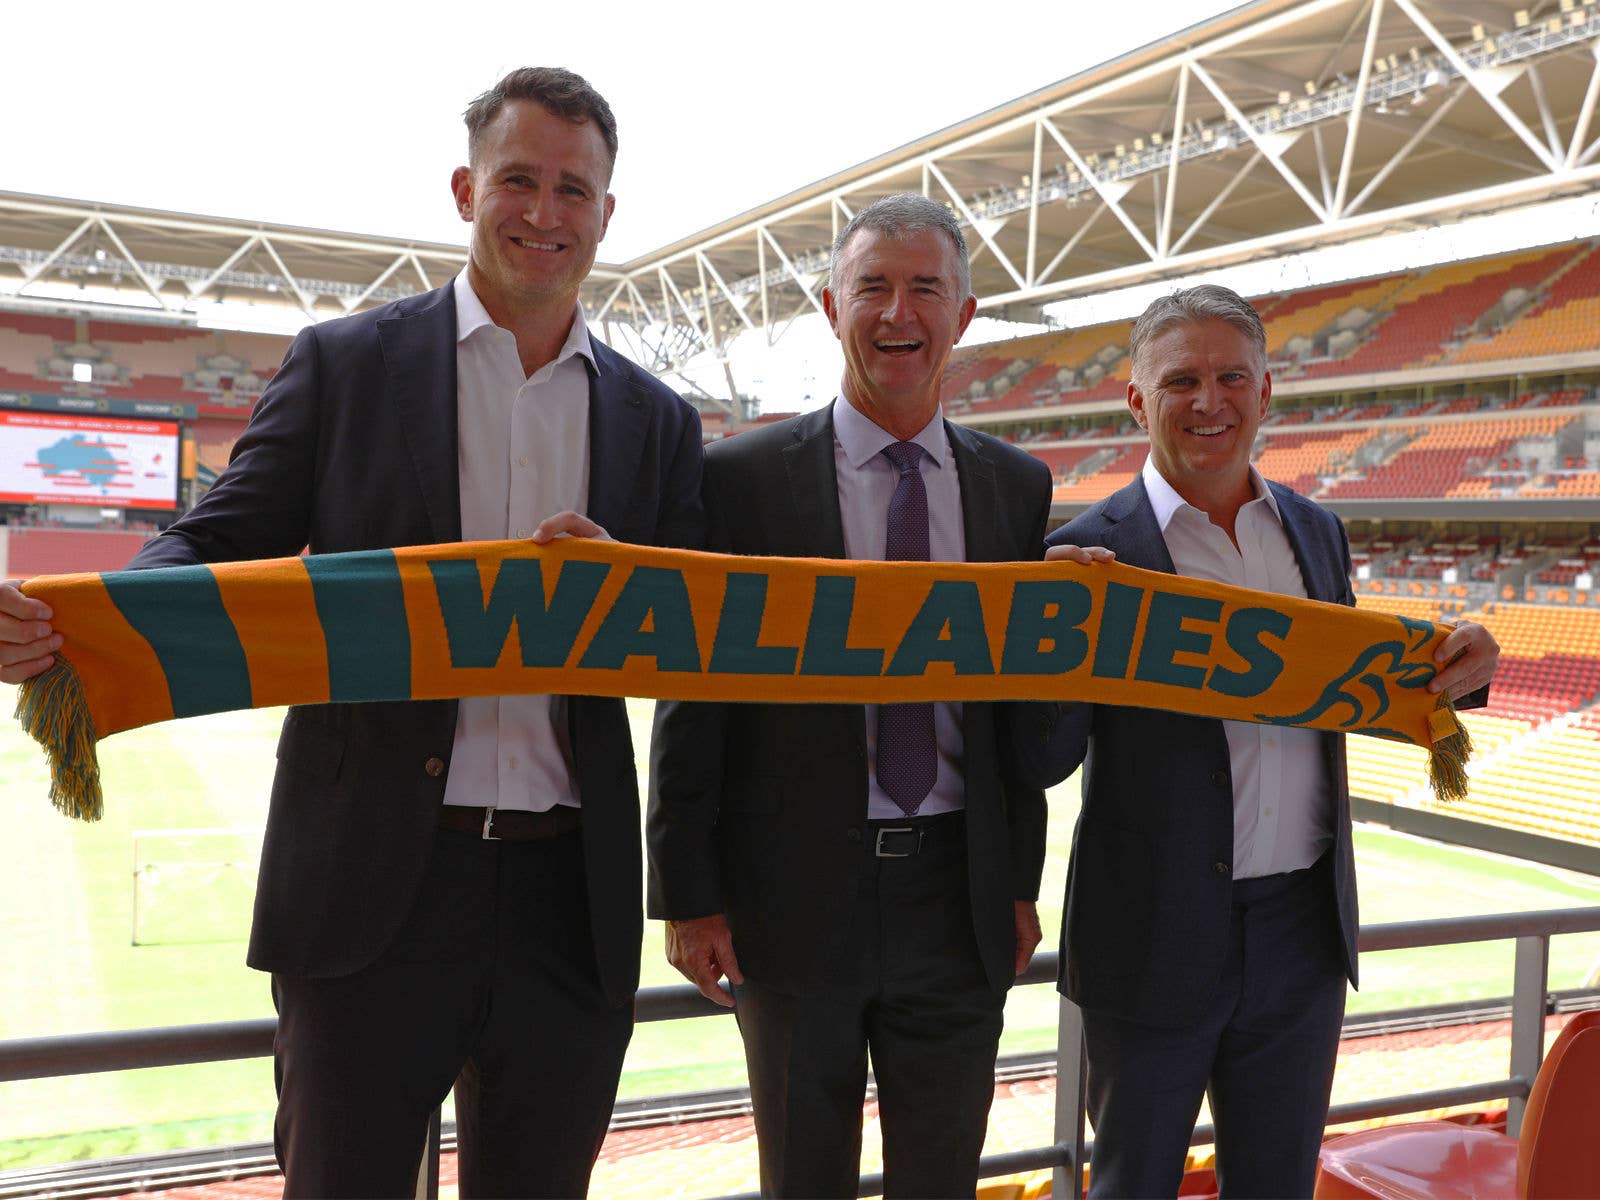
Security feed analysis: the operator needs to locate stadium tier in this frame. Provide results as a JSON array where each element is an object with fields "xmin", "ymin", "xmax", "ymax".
[
  {"xmin": 1347, "ymin": 597, "xmax": 1600, "ymax": 845},
  {"xmin": 0, "ymin": 310, "xmax": 287, "ymax": 410}
]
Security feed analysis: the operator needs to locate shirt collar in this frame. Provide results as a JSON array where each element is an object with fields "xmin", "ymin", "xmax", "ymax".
[
  {"xmin": 831, "ymin": 395, "xmax": 950, "ymax": 471},
  {"xmin": 1141, "ymin": 455, "xmax": 1282, "ymax": 531},
  {"xmin": 452, "ymin": 269, "xmax": 595, "ymax": 371}
]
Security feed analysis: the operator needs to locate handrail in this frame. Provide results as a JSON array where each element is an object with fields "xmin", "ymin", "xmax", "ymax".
[{"xmin": 2, "ymin": 905, "xmax": 1598, "ymax": 1200}]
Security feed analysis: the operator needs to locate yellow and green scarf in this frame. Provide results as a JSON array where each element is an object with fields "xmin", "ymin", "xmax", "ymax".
[{"xmin": 15, "ymin": 537, "xmax": 1471, "ymax": 820}]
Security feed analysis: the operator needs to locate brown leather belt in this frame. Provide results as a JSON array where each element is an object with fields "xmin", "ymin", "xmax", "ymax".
[{"xmin": 438, "ymin": 804, "xmax": 581, "ymax": 841}]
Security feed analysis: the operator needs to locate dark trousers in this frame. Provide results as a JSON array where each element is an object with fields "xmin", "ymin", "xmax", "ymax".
[
  {"xmin": 734, "ymin": 812, "xmax": 1006, "ymax": 1199},
  {"xmin": 1082, "ymin": 854, "xmax": 1347, "ymax": 1200},
  {"xmin": 271, "ymin": 828, "xmax": 634, "ymax": 1199}
]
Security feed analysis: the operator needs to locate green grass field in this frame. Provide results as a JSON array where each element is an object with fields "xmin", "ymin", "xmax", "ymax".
[{"xmin": 3, "ymin": 692, "xmax": 1599, "ymax": 1168}]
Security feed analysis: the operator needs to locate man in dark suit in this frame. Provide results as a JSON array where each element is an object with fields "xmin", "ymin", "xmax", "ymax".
[
  {"xmin": 1, "ymin": 68, "xmax": 702, "ymax": 1198},
  {"xmin": 1015, "ymin": 284, "xmax": 1499, "ymax": 1197},
  {"xmin": 648, "ymin": 194, "xmax": 1051, "ymax": 1199}
]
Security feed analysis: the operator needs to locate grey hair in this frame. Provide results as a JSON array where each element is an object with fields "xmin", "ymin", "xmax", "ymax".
[
  {"xmin": 1128, "ymin": 284, "xmax": 1267, "ymax": 382},
  {"xmin": 828, "ymin": 193, "xmax": 972, "ymax": 298}
]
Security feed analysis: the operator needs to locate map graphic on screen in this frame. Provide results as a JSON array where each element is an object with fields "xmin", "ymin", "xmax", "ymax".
[{"xmin": 0, "ymin": 411, "xmax": 180, "ymax": 510}]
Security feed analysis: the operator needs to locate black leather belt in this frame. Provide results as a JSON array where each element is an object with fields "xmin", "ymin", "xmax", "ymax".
[
  {"xmin": 438, "ymin": 805, "xmax": 581, "ymax": 841},
  {"xmin": 865, "ymin": 811, "xmax": 965, "ymax": 858}
]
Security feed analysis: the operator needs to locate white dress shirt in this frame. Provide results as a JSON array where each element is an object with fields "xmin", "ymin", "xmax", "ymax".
[
  {"xmin": 831, "ymin": 396, "xmax": 967, "ymax": 819},
  {"xmin": 1141, "ymin": 457, "xmax": 1332, "ymax": 877},
  {"xmin": 442, "ymin": 270, "xmax": 592, "ymax": 813}
]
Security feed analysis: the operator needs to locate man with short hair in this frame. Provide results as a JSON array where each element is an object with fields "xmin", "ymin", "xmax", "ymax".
[
  {"xmin": 648, "ymin": 193, "xmax": 1052, "ymax": 1199},
  {"xmin": 1, "ymin": 67, "xmax": 703, "ymax": 1198},
  {"xmin": 1019, "ymin": 284, "xmax": 1499, "ymax": 1197}
]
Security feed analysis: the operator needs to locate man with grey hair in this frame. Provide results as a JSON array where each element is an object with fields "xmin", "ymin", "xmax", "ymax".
[
  {"xmin": 1015, "ymin": 283, "xmax": 1499, "ymax": 1196},
  {"xmin": 649, "ymin": 192, "xmax": 1052, "ymax": 1197}
]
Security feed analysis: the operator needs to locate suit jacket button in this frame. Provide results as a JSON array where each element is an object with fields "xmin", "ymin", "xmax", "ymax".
[
  {"xmin": 1213, "ymin": 861, "xmax": 1231, "ymax": 877},
  {"xmin": 1210, "ymin": 769, "xmax": 1229, "ymax": 787},
  {"xmin": 846, "ymin": 827, "xmax": 862, "ymax": 843},
  {"xmin": 424, "ymin": 757, "xmax": 445, "ymax": 778}
]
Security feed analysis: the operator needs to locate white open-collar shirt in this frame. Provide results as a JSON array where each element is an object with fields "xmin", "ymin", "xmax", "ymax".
[
  {"xmin": 442, "ymin": 269, "xmax": 593, "ymax": 813},
  {"xmin": 1141, "ymin": 457, "xmax": 1333, "ymax": 877}
]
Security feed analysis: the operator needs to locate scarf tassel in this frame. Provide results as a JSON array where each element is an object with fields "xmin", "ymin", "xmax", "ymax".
[
  {"xmin": 14, "ymin": 657, "xmax": 103, "ymax": 822},
  {"xmin": 1426, "ymin": 698, "xmax": 1474, "ymax": 804}
]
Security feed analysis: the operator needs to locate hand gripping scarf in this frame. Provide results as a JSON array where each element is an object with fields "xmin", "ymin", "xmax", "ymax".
[{"xmin": 14, "ymin": 536, "xmax": 1472, "ymax": 820}]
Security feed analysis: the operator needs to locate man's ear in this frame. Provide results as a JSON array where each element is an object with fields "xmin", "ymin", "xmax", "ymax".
[
  {"xmin": 598, "ymin": 193, "xmax": 616, "ymax": 240},
  {"xmin": 822, "ymin": 286, "xmax": 841, "ymax": 336},
  {"xmin": 450, "ymin": 166, "xmax": 473, "ymax": 223},
  {"xmin": 953, "ymin": 294, "xmax": 978, "ymax": 344}
]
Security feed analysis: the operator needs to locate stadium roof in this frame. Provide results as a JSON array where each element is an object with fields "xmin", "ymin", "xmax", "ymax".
[{"xmin": 3, "ymin": 0, "xmax": 1599, "ymax": 395}]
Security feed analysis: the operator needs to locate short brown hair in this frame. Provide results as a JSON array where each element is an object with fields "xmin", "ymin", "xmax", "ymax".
[{"xmin": 463, "ymin": 67, "xmax": 618, "ymax": 175}]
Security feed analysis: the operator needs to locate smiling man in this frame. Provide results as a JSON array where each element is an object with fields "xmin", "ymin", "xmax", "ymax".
[
  {"xmin": 0, "ymin": 68, "xmax": 704, "ymax": 1198},
  {"xmin": 648, "ymin": 193, "xmax": 1052, "ymax": 1198},
  {"xmin": 1016, "ymin": 285, "xmax": 1500, "ymax": 1198}
]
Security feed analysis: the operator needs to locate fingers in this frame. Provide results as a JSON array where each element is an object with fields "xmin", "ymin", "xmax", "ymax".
[
  {"xmin": 529, "ymin": 511, "xmax": 612, "ymax": 544},
  {"xmin": 1014, "ymin": 901, "xmax": 1043, "ymax": 976},
  {"xmin": 665, "ymin": 916, "xmax": 740, "ymax": 1008},
  {"xmin": 1044, "ymin": 544, "xmax": 1116, "ymax": 565},
  {"xmin": 1428, "ymin": 621, "xmax": 1500, "ymax": 699},
  {"xmin": 0, "ymin": 580, "xmax": 59, "ymax": 683}
]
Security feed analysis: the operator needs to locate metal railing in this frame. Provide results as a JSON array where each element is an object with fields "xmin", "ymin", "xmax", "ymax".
[{"xmin": 3, "ymin": 906, "xmax": 1599, "ymax": 1200}]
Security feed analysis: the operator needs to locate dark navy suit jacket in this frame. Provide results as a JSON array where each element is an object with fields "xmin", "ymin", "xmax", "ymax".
[
  {"xmin": 1015, "ymin": 476, "xmax": 1365, "ymax": 1027},
  {"xmin": 130, "ymin": 284, "xmax": 704, "ymax": 1002}
]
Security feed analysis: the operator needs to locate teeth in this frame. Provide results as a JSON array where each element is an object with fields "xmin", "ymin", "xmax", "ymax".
[
  {"xmin": 1191, "ymin": 425, "xmax": 1228, "ymax": 435},
  {"xmin": 512, "ymin": 237, "xmax": 561, "ymax": 251},
  {"xmin": 876, "ymin": 340, "xmax": 920, "ymax": 349}
]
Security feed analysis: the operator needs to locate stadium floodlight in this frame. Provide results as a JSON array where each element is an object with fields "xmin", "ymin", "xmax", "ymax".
[{"xmin": 1514, "ymin": 9, "xmax": 1529, "ymax": 23}]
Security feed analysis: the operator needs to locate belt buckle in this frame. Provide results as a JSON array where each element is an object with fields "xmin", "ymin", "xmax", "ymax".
[
  {"xmin": 482, "ymin": 806, "xmax": 500, "ymax": 841},
  {"xmin": 874, "ymin": 826, "xmax": 922, "ymax": 858}
]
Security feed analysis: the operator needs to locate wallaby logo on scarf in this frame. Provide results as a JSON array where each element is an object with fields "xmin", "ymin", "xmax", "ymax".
[{"xmin": 1255, "ymin": 616, "xmax": 1438, "ymax": 741}]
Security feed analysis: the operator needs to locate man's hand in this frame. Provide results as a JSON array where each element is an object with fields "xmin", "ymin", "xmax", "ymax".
[
  {"xmin": 530, "ymin": 511, "xmax": 612, "ymax": 543},
  {"xmin": 1014, "ymin": 900, "xmax": 1043, "ymax": 976},
  {"xmin": 1045, "ymin": 544, "xmax": 1117, "ymax": 565},
  {"xmin": 0, "ymin": 579, "xmax": 60, "ymax": 685},
  {"xmin": 665, "ymin": 913, "xmax": 743, "ymax": 1008},
  {"xmin": 1429, "ymin": 620, "xmax": 1499, "ymax": 701}
]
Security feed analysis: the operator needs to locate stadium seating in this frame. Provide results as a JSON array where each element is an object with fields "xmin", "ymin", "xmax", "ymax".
[{"xmin": 1449, "ymin": 243, "xmax": 1600, "ymax": 364}]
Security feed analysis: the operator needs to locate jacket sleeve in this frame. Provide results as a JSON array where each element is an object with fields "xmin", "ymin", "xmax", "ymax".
[
  {"xmin": 1003, "ymin": 464, "xmax": 1054, "ymax": 900},
  {"xmin": 130, "ymin": 326, "xmax": 324, "ymax": 569},
  {"xmin": 646, "ymin": 457, "xmax": 728, "ymax": 920}
]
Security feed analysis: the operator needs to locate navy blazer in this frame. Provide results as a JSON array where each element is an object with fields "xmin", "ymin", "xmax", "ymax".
[
  {"xmin": 647, "ymin": 405, "xmax": 1052, "ymax": 995},
  {"xmin": 130, "ymin": 283, "xmax": 704, "ymax": 1002},
  {"xmin": 1014, "ymin": 475, "xmax": 1362, "ymax": 1027}
]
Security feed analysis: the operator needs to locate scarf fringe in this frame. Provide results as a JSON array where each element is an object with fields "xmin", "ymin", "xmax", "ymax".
[
  {"xmin": 14, "ymin": 657, "xmax": 103, "ymax": 821},
  {"xmin": 1426, "ymin": 696, "xmax": 1474, "ymax": 804}
]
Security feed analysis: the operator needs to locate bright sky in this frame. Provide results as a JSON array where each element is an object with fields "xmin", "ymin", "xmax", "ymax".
[
  {"xmin": 9, "ymin": 1, "xmax": 1600, "ymax": 410},
  {"xmin": 5, "ymin": 0, "xmax": 1240, "ymax": 260}
]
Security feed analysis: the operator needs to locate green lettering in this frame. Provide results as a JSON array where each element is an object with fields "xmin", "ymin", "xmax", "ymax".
[
  {"xmin": 1208, "ymin": 607, "xmax": 1291, "ymax": 697},
  {"xmin": 1000, "ymin": 579, "xmax": 1091, "ymax": 674},
  {"xmin": 578, "ymin": 566, "xmax": 701, "ymax": 672},
  {"xmin": 886, "ymin": 580, "xmax": 994, "ymax": 676},
  {"xmin": 1134, "ymin": 591, "xmax": 1221, "ymax": 689},
  {"xmin": 429, "ymin": 558, "xmax": 609, "ymax": 669},
  {"xmin": 708, "ymin": 572, "xmax": 799, "ymax": 675},
  {"xmin": 799, "ymin": 576, "xmax": 885, "ymax": 676}
]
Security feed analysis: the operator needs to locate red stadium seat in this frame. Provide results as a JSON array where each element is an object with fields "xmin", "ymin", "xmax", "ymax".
[{"xmin": 1314, "ymin": 1011, "xmax": 1600, "ymax": 1199}]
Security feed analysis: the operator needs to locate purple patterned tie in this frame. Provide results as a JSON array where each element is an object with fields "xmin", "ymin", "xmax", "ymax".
[{"xmin": 876, "ymin": 440, "xmax": 937, "ymax": 815}]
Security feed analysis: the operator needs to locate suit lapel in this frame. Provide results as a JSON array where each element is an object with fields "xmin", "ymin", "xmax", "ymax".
[
  {"xmin": 946, "ymin": 422, "xmax": 1001, "ymax": 562},
  {"xmin": 378, "ymin": 286, "xmax": 460, "ymax": 545},
  {"xmin": 1098, "ymin": 476, "xmax": 1177, "ymax": 574},
  {"xmin": 1271, "ymin": 483, "xmax": 1342, "ymax": 604},
  {"xmin": 586, "ymin": 341, "xmax": 651, "ymax": 538},
  {"xmin": 780, "ymin": 406, "xmax": 848, "ymax": 559}
]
